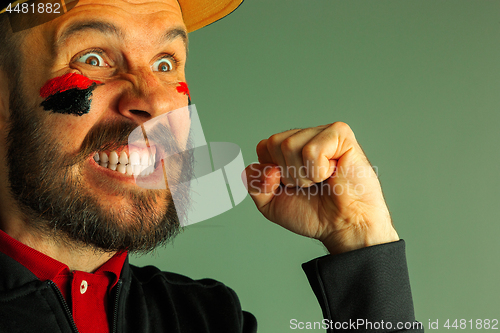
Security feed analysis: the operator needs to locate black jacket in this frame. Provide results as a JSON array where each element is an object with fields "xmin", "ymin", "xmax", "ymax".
[{"xmin": 0, "ymin": 240, "xmax": 422, "ymax": 332}]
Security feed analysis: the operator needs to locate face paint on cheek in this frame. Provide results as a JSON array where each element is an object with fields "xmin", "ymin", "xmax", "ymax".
[
  {"xmin": 176, "ymin": 81, "xmax": 191, "ymax": 105},
  {"xmin": 39, "ymin": 73, "xmax": 103, "ymax": 116}
]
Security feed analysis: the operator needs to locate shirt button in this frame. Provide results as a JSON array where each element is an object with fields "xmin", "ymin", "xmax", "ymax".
[{"xmin": 80, "ymin": 280, "xmax": 88, "ymax": 294}]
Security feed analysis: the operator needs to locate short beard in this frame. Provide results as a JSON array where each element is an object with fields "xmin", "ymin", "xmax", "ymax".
[{"xmin": 6, "ymin": 81, "xmax": 193, "ymax": 254}]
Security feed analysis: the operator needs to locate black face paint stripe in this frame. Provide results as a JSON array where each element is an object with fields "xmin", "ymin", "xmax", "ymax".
[{"xmin": 40, "ymin": 82, "xmax": 100, "ymax": 117}]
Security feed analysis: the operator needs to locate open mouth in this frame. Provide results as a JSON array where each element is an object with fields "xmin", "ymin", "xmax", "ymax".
[{"xmin": 93, "ymin": 146, "xmax": 156, "ymax": 176}]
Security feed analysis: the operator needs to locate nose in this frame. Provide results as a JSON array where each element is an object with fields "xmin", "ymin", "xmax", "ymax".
[{"xmin": 116, "ymin": 69, "xmax": 188, "ymax": 123}]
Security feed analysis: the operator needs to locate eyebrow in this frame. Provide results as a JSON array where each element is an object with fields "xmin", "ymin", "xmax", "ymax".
[
  {"xmin": 56, "ymin": 20, "xmax": 188, "ymax": 53},
  {"xmin": 56, "ymin": 21, "xmax": 122, "ymax": 47}
]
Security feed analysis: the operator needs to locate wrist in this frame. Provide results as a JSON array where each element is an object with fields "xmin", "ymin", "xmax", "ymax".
[{"xmin": 321, "ymin": 227, "xmax": 400, "ymax": 255}]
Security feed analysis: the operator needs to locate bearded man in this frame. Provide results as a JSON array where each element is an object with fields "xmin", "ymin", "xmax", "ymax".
[{"xmin": 0, "ymin": 0, "xmax": 423, "ymax": 332}]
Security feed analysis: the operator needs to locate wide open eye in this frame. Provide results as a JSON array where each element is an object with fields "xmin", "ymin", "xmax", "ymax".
[
  {"xmin": 76, "ymin": 52, "xmax": 106, "ymax": 67},
  {"xmin": 152, "ymin": 57, "xmax": 174, "ymax": 72}
]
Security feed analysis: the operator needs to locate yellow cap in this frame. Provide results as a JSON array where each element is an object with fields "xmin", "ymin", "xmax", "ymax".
[{"xmin": 1, "ymin": 0, "xmax": 244, "ymax": 32}]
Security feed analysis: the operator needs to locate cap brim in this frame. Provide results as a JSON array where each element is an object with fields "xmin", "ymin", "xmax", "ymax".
[{"xmin": 179, "ymin": 0, "xmax": 243, "ymax": 33}]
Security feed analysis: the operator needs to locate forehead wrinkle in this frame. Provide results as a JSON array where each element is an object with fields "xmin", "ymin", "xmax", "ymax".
[
  {"xmin": 56, "ymin": 20, "xmax": 124, "ymax": 49},
  {"xmin": 55, "ymin": 19, "xmax": 188, "ymax": 57}
]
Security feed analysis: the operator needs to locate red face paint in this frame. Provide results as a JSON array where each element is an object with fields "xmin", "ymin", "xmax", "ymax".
[
  {"xmin": 40, "ymin": 73, "xmax": 102, "ymax": 98},
  {"xmin": 176, "ymin": 82, "xmax": 191, "ymax": 100},
  {"xmin": 39, "ymin": 73, "xmax": 103, "ymax": 116}
]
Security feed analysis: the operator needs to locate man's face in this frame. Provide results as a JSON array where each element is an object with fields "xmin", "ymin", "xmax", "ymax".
[{"xmin": 0, "ymin": 0, "xmax": 192, "ymax": 252}]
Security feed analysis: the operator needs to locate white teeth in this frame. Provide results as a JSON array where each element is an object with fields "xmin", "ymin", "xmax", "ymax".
[
  {"xmin": 109, "ymin": 151, "xmax": 119, "ymax": 165},
  {"xmin": 126, "ymin": 164, "xmax": 134, "ymax": 176},
  {"xmin": 117, "ymin": 164, "xmax": 126, "ymax": 174},
  {"xmin": 144, "ymin": 166, "xmax": 154, "ymax": 175},
  {"xmin": 99, "ymin": 152, "xmax": 109, "ymax": 163},
  {"xmin": 130, "ymin": 152, "xmax": 140, "ymax": 166},
  {"xmin": 140, "ymin": 152, "xmax": 149, "ymax": 166},
  {"xmin": 133, "ymin": 165, "xmax": 142, "ymax": 176},
  {"xmin": 119, "ymin": 151, "xmax": 128, "ymax": 165},
  {"xmin": 96, "ymin": 149, "xmax": 155, "ymax": 176}
]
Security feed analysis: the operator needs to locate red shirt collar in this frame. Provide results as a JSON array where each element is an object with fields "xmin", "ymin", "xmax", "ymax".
[{"xmin": 0, "ymin": 228, "xmax": 127, "ymax": 285}]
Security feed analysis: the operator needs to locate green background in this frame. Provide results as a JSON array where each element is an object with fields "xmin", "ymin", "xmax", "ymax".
[{"xmin": 131, "ymin": 1, "xmax": 500, "ymax": 331}]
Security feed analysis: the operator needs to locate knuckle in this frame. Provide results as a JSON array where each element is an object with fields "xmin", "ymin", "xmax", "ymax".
[
  {"xmin": 302, "ymin": 144, "xmax": 319, "ymax": 160},
  {"xmin": 256, "ymin": 139, "xmax": 267, "ymax": 152},
  {"xmin": 330, "ymin": 121, "xmax": 352, "ymax": 132},
  {"xmin": 267, "ymin": 134, "xmax": 281, "ymax": 147},
  {"xmin": 280, "ymin": 137, "xmax": 294, "ymax": 151}
]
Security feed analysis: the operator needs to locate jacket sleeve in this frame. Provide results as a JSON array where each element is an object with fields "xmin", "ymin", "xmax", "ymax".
[
  {"xmin": 241, "ymin": 311, "xmax": 258, "ymax": 333},
  {"xmin": 302, "ymin": 240, "xmax": 424, "ymax": 332},
  {"xmin": 226, "ymin": 287, "xmax": 258, "ymax": 333}
]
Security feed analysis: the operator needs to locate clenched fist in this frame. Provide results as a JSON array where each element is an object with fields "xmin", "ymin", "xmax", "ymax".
[{"xmin": 242, "ymin": 122, "xmax": 399, "ymax": 255}]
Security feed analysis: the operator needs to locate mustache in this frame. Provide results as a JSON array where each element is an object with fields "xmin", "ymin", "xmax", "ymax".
[
  {"xmin": 74, "ymin": 120, "xmax": 137, "ymax": 164},
  {"xmin": 72, "ymin": 119, "xmax": 190, "ymax": 166}
]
